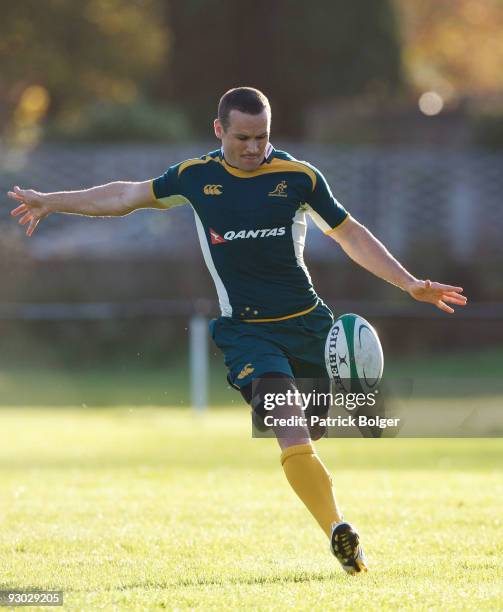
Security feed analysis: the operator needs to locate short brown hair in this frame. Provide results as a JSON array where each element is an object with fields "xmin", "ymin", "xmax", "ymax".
[{"xmin": 218, "ymin": 87, "xmax": 271, "ymax": 131}]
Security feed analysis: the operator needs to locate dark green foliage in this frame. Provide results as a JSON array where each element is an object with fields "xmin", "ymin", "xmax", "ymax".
[
  {"xmin": 472, "ymin": 111, "xmax": 503, "ymax": 150},
  {"xmin": 1, "ymin": 0, "xmax": 402, "ymax": 140},
  {"xmin": 0, "ymin": 0, "xmax": 167, "ymax": 133},
  {"xmin": 160, "ymin": 0, "xmax": 403, "ymax": 136},
  {"xmin": 48, "ymin": 99, "xmax": 193, "ymax": 142}
]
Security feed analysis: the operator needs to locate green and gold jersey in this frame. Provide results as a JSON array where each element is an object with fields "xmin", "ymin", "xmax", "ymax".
[{"xmin": 152, "ymin": 145, "xmax": 349, "ymax": 321}]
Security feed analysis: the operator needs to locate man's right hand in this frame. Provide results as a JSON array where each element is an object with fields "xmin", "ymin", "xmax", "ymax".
[{"xmin": 8, "ymin": 186, "xmax": 50, "ymax": 236}]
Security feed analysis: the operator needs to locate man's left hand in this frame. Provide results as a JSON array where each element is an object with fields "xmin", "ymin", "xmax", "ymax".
[{"xmin": 406, "ymin": 279, "xmax": 467, "ymax": 314}]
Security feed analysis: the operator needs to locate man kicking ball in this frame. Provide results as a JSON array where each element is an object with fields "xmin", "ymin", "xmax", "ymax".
[{"xmin": 8, "ymin": 87, "xmax": 467, "ymax": 574}]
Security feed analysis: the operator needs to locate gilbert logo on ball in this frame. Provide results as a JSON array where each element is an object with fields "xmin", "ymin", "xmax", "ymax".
[{"xmin": 325, "ymin": 313, "xmax": 384, "ymax": 393}]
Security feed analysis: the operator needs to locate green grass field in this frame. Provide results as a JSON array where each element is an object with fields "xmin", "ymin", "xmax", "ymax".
[
  {"xmin": 2, "ymin": 348, "xmax": 503, "ymax": 407},
  {"xmin": 0, "ymin": 407, "xmax": 502, "ymax": 610}
]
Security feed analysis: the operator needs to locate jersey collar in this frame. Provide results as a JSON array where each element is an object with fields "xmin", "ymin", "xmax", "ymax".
[{"xmin": 220, "ymin": 142, "xmax": 275, "ymax": 166}]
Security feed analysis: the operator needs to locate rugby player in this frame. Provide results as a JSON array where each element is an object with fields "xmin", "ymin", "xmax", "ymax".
[{"xmin": 8, "ymin": 87, "xmax": 467, "ymax": 574}]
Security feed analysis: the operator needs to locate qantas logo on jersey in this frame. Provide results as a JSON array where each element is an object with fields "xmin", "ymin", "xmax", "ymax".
[
  {"xmin": 209, "ymin": 228, "xmax": 226, "ymax": 244},
  {"xmin": 209, "ymin": 226, "xmax": 286, "ymax": 244}
]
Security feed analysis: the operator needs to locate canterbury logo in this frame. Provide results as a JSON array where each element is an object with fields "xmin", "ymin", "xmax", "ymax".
[
  {"xmin": 237, "ymin": 363, "xmax": 255, "ymax": 380},
  {"xmin": 204, "ymin": 184, "xmax": 223, "ymax": 195},
  {"xmin": 268, "ymin": 180, "xmax": 288, "ymax": 197}
]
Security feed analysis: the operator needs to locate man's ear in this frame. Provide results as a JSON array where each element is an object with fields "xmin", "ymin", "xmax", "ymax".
[{"xmin": 214, "ymin": 118, "xmax": 223, "ymax": 140}]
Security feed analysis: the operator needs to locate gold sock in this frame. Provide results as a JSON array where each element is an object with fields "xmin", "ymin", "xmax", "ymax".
[{"xmin": 281, "ymin": 443, "xmax": 343, "ymax": 538}]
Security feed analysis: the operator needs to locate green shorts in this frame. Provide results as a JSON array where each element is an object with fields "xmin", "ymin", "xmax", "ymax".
[{"xmin": 209, "ymin": 301, "xmax": 334, "ymax": 389}]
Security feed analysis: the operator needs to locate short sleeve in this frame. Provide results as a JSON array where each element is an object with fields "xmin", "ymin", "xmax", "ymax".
[
  {"xmin": 151, "ymin": 163, "xmax": 190, "ymax": 208},
  {"xmin": 305, "ymin": 166, "xmax": 349, "ymax": 233}
]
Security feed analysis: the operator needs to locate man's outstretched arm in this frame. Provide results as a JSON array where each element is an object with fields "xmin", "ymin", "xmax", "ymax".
[
  {"xmin": 7, "ymin": 180, "xmax": 160, "ymax": 237},
  {"xmin": 328, "ymin": 216, "xmax": 467, "ymax": 314}
]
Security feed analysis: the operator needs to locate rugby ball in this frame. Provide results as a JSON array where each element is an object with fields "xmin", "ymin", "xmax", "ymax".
[{"xmin": 325, "ymin": 313, "xmax": 383, "ymax": 393}]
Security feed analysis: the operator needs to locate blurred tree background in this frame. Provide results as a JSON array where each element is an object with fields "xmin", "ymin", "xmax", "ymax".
[
  {"xmin": 161, "ymin": 0, "xmax": 402, "ymax": 136},
  {"xmin": 1, "ymin": 0, "xmax": 398, "ymax": 142},
  {"xmin": 2, "ymin": 0, "xmax": 503, "ymax": 145},
  {"xmin": 0, "ymin": 0, "xmax": 179, "ymax": 145},
  {"xmin": 397, "ymin": 0, "xmax": 503, "ymax": 97}
]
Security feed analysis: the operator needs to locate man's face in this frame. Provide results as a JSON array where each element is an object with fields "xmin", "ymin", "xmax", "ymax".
[{"xmin": 214, "ymin": 109, "xmax": 270, "ymax": 171}]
